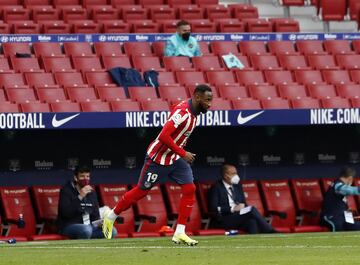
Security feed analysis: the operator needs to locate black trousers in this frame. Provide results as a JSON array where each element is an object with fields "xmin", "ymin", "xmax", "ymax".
[{"xmin": 322, "ymin": 214, "xmax": 360, "ymax": 232}]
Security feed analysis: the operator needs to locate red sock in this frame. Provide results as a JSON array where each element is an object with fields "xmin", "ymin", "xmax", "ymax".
[
  {"xmin": 177, "ymin": 183, "xmax": 196, "ymax": 225},
  {"xmin": 113, "ymin": 185, "xmax": 148, "ymax": 215}
]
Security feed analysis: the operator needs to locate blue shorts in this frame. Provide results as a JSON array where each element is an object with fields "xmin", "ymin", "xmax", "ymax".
[{"xmin": 138, "ymin": 156, "xmax": 194, "ymax": 190}]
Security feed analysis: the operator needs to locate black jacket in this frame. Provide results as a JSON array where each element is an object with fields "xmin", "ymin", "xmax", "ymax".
[{"xmin": 57, "ymin": 181, "xmax": 100, "ymax": 231}]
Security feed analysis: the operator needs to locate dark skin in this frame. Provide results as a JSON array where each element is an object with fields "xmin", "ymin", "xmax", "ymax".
[{"xmin": 183, "ymin": 90, "xmax": 213, "ymax": 164}]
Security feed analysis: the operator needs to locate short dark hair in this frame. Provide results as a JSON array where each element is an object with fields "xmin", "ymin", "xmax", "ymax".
[
  {"xmin": 339, "ymin": 166, "xmax": 356, "ymax": 178},
  {"xmin": 221, "ymin": 164, "xmax": 233, "ymax": 178},
  {"xmin": 74, "ymin": 164, "xmax": 91, "ymax": 176},
  {"xmin": 176, "ymin": 20, "xmax": 190, "ymax": 28},
  {"xmin": 194, "ymin": 84, "xmax": 212, "ymax": 95}
]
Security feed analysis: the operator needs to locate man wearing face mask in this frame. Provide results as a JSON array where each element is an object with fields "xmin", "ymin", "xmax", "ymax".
[
  {"xmin": 57, "ymin": 165, "xmax": 117, "ymax": 239},
  {"xmin": 208, "ymin": 164, "xmax": 276, "ymax": 234},
  {"xmin": 164, "ymin": 20, "xmax": 201, "ymax": 57}
]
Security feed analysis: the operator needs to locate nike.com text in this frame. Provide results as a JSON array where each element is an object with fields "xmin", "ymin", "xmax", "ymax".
[{"xmin": 310, "ymin": 109, "xmax": 360, "ymax": 125}]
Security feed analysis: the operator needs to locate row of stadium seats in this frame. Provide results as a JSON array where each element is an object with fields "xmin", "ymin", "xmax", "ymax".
[{"xmin": 1, "ymin": 178, "xmax": 358, "ymax": 241}]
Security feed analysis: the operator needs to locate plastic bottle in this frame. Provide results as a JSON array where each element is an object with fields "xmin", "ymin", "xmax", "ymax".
[
  {"xmin": 17, "ymin": 213, "xmax": 25, "ymax": 228},
  {"xmin": 225, "ymin": 230, "xmax": 238, "ymax": 236},
  {"xmin": 0, "ymin": 238, "xmax": 16, "ymax": 244}
]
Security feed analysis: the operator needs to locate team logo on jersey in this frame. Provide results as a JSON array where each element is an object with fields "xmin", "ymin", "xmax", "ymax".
[
  {"xmin": 184, "ymin": 131, "xmax": 191, "ymax": 137},
  {"xmin": 188, "ymin": 44, "xmax": 193, "ymax": 48},
  {"xmin": 171, "ymin": 113, "xmax": 183, "ymax": 125},
  {"xmin": 144, "ymin": 181, "xmax": 152, "ymax": 188}
]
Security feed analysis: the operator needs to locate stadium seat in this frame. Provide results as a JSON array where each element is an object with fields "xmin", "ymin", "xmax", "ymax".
[
  {"xmin": 163, "ymin": 56, "xmax": 193, "ymax": 71},
  {"xmin": 3, "ymin": 6, "xmax": 31, "ymax": 22},
  {"xmin": 239, "ymin": 41, "xmax": 268, "ymax": 55},
  {"xmin": 243, "ymin": 18, "xmax": 273, "ymax": 33},
  {"xmin": 320, "ymin": 0, "xmax": 347, "ymax": 21},
  {"xmin": 294, "ymin": 70, "xmax": 326, "ymax": 85},
  {"xmin": 291, "ymin": 97, "xmax": 321, "ymax": 109},
  {"xmin": 97, "ymin": 184, "xmax": 134, "ymax": 237},
  {"xmin": 350, "ymin": 70, "xmax": 360, "ymax": 83},
  {"xmin": 195, "ymin": 0, "xmax": 218, "ymax": 5},
  {"xmin": 94, "ymin": 43, "xmax": 123, "ymax": 57},
  {"xmin": 7, "ymin": 89, "xmax": 37, "ymax": 103},
  {"xmin": 11, "ymin": 21, "xmax": 41, "ymax": 34},
  {"xmin": 55, "ymin": 72, "xmax": 88, "ymax": 88},
  {"xmin": 50, "ymin": 101, "xmax": 81, "ymax": 112},
  {"xmin": 307, "ymin": 55, "xmax": 339, "ymax": 70},
  {"xmin": 148, "ymin": 5, "xmax": 175, "ymax": 20},
  {"xmin": 231, "ymin": 98, "xmax": 262, "ymax": 110},
  {"xmin": 0, "ymin": 21, "xmax": 10, "ymax": 34},
  {"xmin": 217, "ymin": 85, "xmax": 248, "ymax": 100},
  {"xmin": 322, "ymin": 70, "xmax": 352, "ymax": 85},
  {"xmin": 2, "ymin": 43, "xmax": 32, "ymax": 58},
  {"xmin": 351, "ymin": 97, "xmax": 360, "ymax": 107},
  {"xmin": 217, "ymin": 19, "xmax": 245, "ymax": 33},
  {"xmin": 261, "ymin": 98, "xmax": 291, "ymax": 109},
  {"xmin": 268, "ymin": 41, "xmax": 298, "ymax": 55},
  {"xmin": 208, "ymin": 98, "xmax": 231, "ymax": 110},
  {"xmin": 210, "ymin": 41, "xmax": 240, "ymax": 56},
  {"xmin": 308, "ymin": 84, "xmax": 337, "ymax": 99},
  {"xmin": 0, "ymin": 89, "xmax": 7, "ymax": 102},
  {"xmin": 25, "ymin": 72, "xmax": 59, "ymax": 89},
  {"xmin": 250, "ymin": 55, "xmax": 282, "ymax": 71},
  {"xmin": 270, "ymin": 18, "xmax": 300, "ymax": 32},
  {"xmin": 206, "ymin": 71, "xmax": 237, "ymax": 86},
  {"xmin": 220, "ymin": 55, "xmax": 251, "ymax": 70},
  {"xmin": 199, "ymin": 42, "xmax": 211, "ymax": 55},
  {"xmin": 176, "ymin": 71, "xmax": 207, "ymax": 86},
  {"xmin": 296, "ymin": 41, "xmax": 327, "ymax": 55},
  {"xmin": 64, "ymin": 42, "xmax": 94, "ymax": 57},
  {"xmin": 195, "ymin": 182, "xmax": 213, "ymax": 220},
  {"xmin": 128, "ymin": 86, "xmax": 158, "ymax": 101},
  {"xmin": 158, "ymin": 86, "xmax": 188, "ymax": 101},
  {"xmin": 132, "ymin": 56, "xmax": 163, "ymax": 72},
  {"xmin": 230, "ymin": 4, "xmax": 259, "ymax": 20},
  {"xmin": 102, "ymin": 56, "xmax": 132, "ymax": 69},
  {"xmin": 61, "ymin": 6, "xmax": 88, "ymax": 22},
  {"xmin": 20, "ymin": 102, "xmax": 51, "ymax": 112},
  {"xmin": 71, "ymin": 20, "xmax": 101, "ymax": 34},
  {"xmin": 120, "ymin": 5, "xmax": 148, "ymax": 21},
  {"xmin": 177, "ymin": 5, "xmax": 204, "ymax": 19},
  {"xmin": 323, "ymin": 40, "xmax": 355, "ymax": 55},
  {"xmin": 40, "ymin": 20, "xmax": 71, "ymax": 34},
  {"xmin": 241, "ymin": 180, "xmax": 265, "ymax": 216},
  {"xmin": 131, "ymin": 21, "xmax": 160, "ymax": 33},
  {"xmin": 141, "ymin": 99, "xmax": 170, "ymax": 111},
  {"xmin": 31, "ymin": 6, "xmax": 60, "ymax": 22},
  {"xmin": 321, "ymin": 97, "xmax": 351, "ymax": 108},
  {"xmin": 82, "ymin": 0, "xmax": 108, "ymax": 6},
  {"xmin": 189, "ymin": 19, "xmax": 216, "ymax": 33},
  {"xmin": 110, "ymin": 100, "xmax": 141, "ymax": 111},
  {"xmin": 236, "ymin": 70, "xmax": 267, "ymax": 86},
  {"xmin": 192, "ymin": 56, "xmax": 224, "ymax": 71},
  {"xmin": 349, "ymin": 0, "xmax": 360, "ymax": 20},
  {"xmin": 159, "ymin": 19, "xmax": 178, "ymax": 33},
  {"xmin": 33, "ymin": 43, "xmax": 64, "ymax": 58},
  {"xmin": 336, "ymin": 55, "xmax": 360, "ymax": 70},
  {"xmin": 100, "ymin": 20, "xmax": 131, "ymax": 33},
  {"xmin": 66, "ymin": 87, "xmax": 98, "ymax": 102},
  {"xmin": 123, "ymin": 42, "xmax": 153, "ymax": 57},
  {"xmin": 89, "ymin": 5, "xmax": 118, "ymax": 20},
  {"xmin": 97, "ymin": 86, "xmax": 127, "ymax": 101},
  {"xmin": 204, "ymin": 5, "xmax": 231, "ymax": 20},
  {"xmin": 43, "ymin": 57, "xmax": 74, "ymax": 73},
  {"xmin": 278, "ymin": 55, "xmax": 311, "ymax": 70},
  {"xmin": 72, "ymin": 57, "xmax": 103, "ymax": 73},
  {"xmin": 158, "ymin": 72, "xmax": 177, "ymax": 86},
  {"xmin": 11, "ymin": 57, "xmax": 43, "ymax": 73},
  {"xmin": 80, "ymin": 101, "xmax": 111, "ymax": 112},
  {"xmin": 37, "ymin": 88, "xmax": 68, "ymax": 103},
  {"xmin": 0, "ymin": 73, "xmax": 28, "ymax": 89},
  {"xmin": 152, "ymin": 42, "xmax": 166, "ymax": 57},
  {"xmin": 264, "ymin": 70, "xmax": 295, "ymax": 85},
  {"xmin": 0, "ymin": 58, "xmax": 15, "ymax": 73},
  {"xmin": 53, "ymin": 0, "xmax": 80, "ymax": 5},
  {"xmin": 0, "ymin": 102, "xmax": 19, "ymax": 112},
  {"xmin": 281, "ymin": 0, "xmax": 305, "ymax": 5},
  {"xmin": 336, "ymin": 84, "xmax": 360, "ymax": 98},
  {"xmin": 278, "ymin": 84, "xmax": 308, "ymax": 99},
  {"xmin": 85, "ymin": 72, "xmax": 115, "ymax": 88}
]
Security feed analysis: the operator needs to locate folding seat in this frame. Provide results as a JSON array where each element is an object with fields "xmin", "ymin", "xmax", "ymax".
[
  {"xmin": 281, "ymin": 0, "xmax": 305, "ymax": 5},
  {"xmin": 94, "ymin": 43, "xmax": 123, "ymax": 58},
  {"xmin": 231, "ymin": 98, "xmax": 262, "ymax": 110},
  {"xmin": 72, "ymin": 57, "xmax": 104, "ymax": 73},
  {"xmin": 307, "ymin": 55, "xmax": 339, "ymax": 70},
  {"xmin": 128, "ymin": 86, "xmax": 158, "ymax": 101},
  {"xmin": 236, "ymin": 70, "xmax": 267, "ymax": 86},
  {"xmin": 158, "ymin": 71, "xmax": 177, "ymax": 86},
  {"xmin": 61, "ymin": 6, "xmax": 88, "ymax": 22},
  {"xmin": 131, "ymin": 21, "xmax": 160, "ymax": 33},
  {"xmin": 204, "ymin": 5, "xmax": 231, "ymax": 20},
  {"xmin": 6, "ymin": 89, "xmax": 38, "ymax": 103},
  {"xmin": 100, "ymin": 20, "xmax": 131, "ymax": 33},
  {"xmin": 152, "ymin": 42, "xmax": 166, "ymax": 57},
  {"xmin": 195, "ymin": 182, "xmax": 213, "ymax": 220},
  {"xmin": 268, "ymin": 41, "xmax": 298, "ymax": 56},
  {"xmin": 189, "ymin": 20, "xmax": 216, "ymax": 33},
  {"xmin": 322, "ymin": 70, "xmax": 352, "ymax": 85},
  {"xmin": 278, "ymin": 55, "xmax": 311, "ymax": 70},
  {"xmin": 217, "ymin": 19, "xmax": 245, "ymax": 33},
  {"xmin": 11, "ymin": 57, "xmax": 43, "ymax": 73},
  {"xmin": 3, "ymin": 6, "xmax": 31, "ymax": 22},
  {"xmin": 261, "ymin": 98, "xmax": 290, "ymax": 109},
  {"xmin": 37, "ymin": 88, "xmax": 68, "ymax": 103},
  {"xmin": 55, "ymin": 72, "xmax": 88, "ymax": 88},
  {"xmin": 177, "ymin": 7, "xmax": 205, "ymax": 20},
  {"xmin": 24, "ymin": 0, "xmax": 52, "ymax": 6},
  {"xmin": 11, "ymin": 21, "xmax": 41, "ymax": 34},
  {"xmin": 349, "ymin": 0, "xmax": 360, "ymax": 20},
  {"xmin": 336, "ymin": 55, "xmax": 360, "ymax": 70},
  {"xmin": 0, "ymin": 58, "xmax": 14, "ymax": 73},
  {"xmin": 132, "ymin": 185, "xmax": 167, "ymax": 236},
  {"xmin": 31, "ymin": 6, "xmax": 60, "ymax": 22},
  {"xmin": 0, "ymin": 89, "xmax": 7, "ymax": 101},
  {"xmin": 0, "ymin": 102, "xmax": 19, "ymax": 112},
  {"xmin": 141, "ymin": 99, "xmax": 170, "ymax": 111},
  {"xmin": 321, "ymin": 97, "xmax": 351, "ymax": 108},
  {"xmin": 50, "ymin": 101, "xmax": 81, "ymax": 112},
  {"xmin": 159, "ymin": 19, "xmax": 179, "ymax": 33},
  {"xmin": 25, "ymin": 72, "xmax": 59, "ymax": 89},
  {"xmin": 82, "ymin": 0, "xmax": 108, "ymax": 6},
  {"xmin": 89, "ymin": 5, "xmax": 118, "ymax": 21},
  {"xmin": 218, "ymin": 85, "xmax": 248, "ymax": 100},
  {"xmin": 123, "ymin": 42, "xmax": 153, "ymax": 57},
  {"xmin": 110, "ymin": 99, "xmax": 141, "ymax": 111},
  {"xmin": 353, "ymin": 40, "xmax": 360, "ymax": 53},
  {"xmin": 86, "ymin": 72, "xmax": 117, "ymax": 88},
  {"xmin": 97, "ymin": 184, "xmax": 135, "ymax": 237},
  {"xmin": 40, "ymin": 20, "xmax": 71, "ymax": 34},
  {"xmin": 102, "ymin": 56, "xmax": 132, "ymax": 69},
  {"xmin": 210, "ymin": 98, "xmax": 232, "ymax": 110},
  {"xmin": 163, "ymin": 56, "xmax": 193, "ymax": 71},
  {"xmin": 0, "ymin": 73, "xmax": 28, "ymax": 89},
  {"xmin": 250, "ymin": 55, "xmax": 282, "ymax": 71},
  {"xmin": 176, "ymin": 71, "xmax": 206, "ymax": 86},
  {"xmin": 241, "ymin": 180, "xmax": 265, "ymax": 216},
  {"xmin": 290, "ymin": 180, "xmax": 325, "ymax": 229},
  {"xmin": 350, "ymin": 70, "xmax": 360, "ymax": 83},
  {"xmin": 0, "ymin": 21, "xmax": 10, "ymax": 34},
  {"xmin": 66, "ymin": 87, "xmax": 98, "ymax": 102},
  {"xmin": 278, "ymin": 84, "xmax": 308, "ymax": 99},
  {"xmin": 120, "ymin": 5, "xmax": 147, "ymax": 21},
  {"xmin": 70, "ymin": 20, "xmax": 101, "ymax": 33},
  {"xmin": 351, "ymin": 97, "xmax": 360, "ymax": 107},
  {"xmin": 111, "ymin": 0, "xmax": 136, "ymax": 7},
  {"xmin": 206, "ymin": 71, "xmax": 237, "ymax": 86},
  {"xmin": 248, "ymin": 85, "xmax": 279, "ymax": 100},
  {"xmin": 239, "ymin": 41, "xmax": 268, "ymax": 56},
  {"xmin": 53, "ymin": 0, "xmax": 80, "ymax": 5},
  {"xmin": 192, "ymin": 56, "xmax": 224, "ymax": 71},
  {"xmin": 168, "ymin": 0, "xmax": 192, "ymax": 7},
  {"xmin": 296, "ymin": 40, "xmax": 327, "ymax": 55},
  {"xmin": 80, "ymin": 101, "xmax": 111, "ymax": 112},
  {"xmin": 43, "ymin": 57, "xmax": 74, "ymax": 73},
  {"xmin": 64, "ymin": 43, "xmax": 94, "ymax": 58},
  {"xmin": 132, "ymin": 56, "xmax": 163, "ymax": 72},
  {"xmin": 97, "ymin": 86, "xmax": 127, "ymax": 101},
  {"xmin": 323, "ymin": 40, "xmax": 354, "ymax": 55},
  {"xmin": 20, "ymin": 102, "xmax": 51, "ymax": 112},
  {"xmin": 308, "ymin": 84, "xmax": 337, "ymax": 99},
  {"xmin": 220, "ymin": 55, "xmax": 251, "ymax": 70},
  {"xmin": 291, "ymin": 97, "xmax": 321, "ymax": 109},
  {"xmin": 270, "ymin": 18, "xmax": 300, "ymax": 32},
  {"xmin": 199, "ymin": 42, "xmax": 211, "ymax": 55},
  {"xmin": 2, "ymin": 43, "xmax": 32, "ymax": 58},
  {"xmin": 33, "ymin": 43, "xmax": 64, "ymax": 58},
  {"xmin": 294, "ymin": 70, "xmax": 326, "ymax": 85},
  {"xmin": 336, "ymin": 84, "xmax": 360, "ymax": 99},
  {"xmin": 230, "ymin": 4, "xmax": 259, "ymax": 20},
  {"xmin": 264, "ymin": 70, "xmax": 295, "ymax": 85},
  {"xmin": 244, "ymin": 18, "xmax": 273, "ymax": 33},
  {"xmin": 138, "ymin": 0, "xmax": 165, "ymax": 6},
  {"xmin": 148, "ymin": 5, "xmax": 175, "ymax": 20},
  {"xmin": 195, "ymin": 0, "xmax": 218, "ymax": 5},
  {"xmin": 321, "ymin": 0, "xmax": 347, "ymax": 21},
  {"xmin": 158, "ymin": 86, "xmax": 188, "ymax": 101}
]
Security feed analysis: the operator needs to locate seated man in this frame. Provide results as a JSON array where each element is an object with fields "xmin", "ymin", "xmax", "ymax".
[
  {"xmin": 164, "ymin": 20, "xmax": 201, "ymax": 57},
  {"xmin": 208, "ymin": 164, "xmax": 276, "ymax": 234},
  {"xmin": 321, "ymin": 166, "xmax": 360, "ymax": 232},
  {"xmin": 57, "ymin": 165, "xmax": 117, "ymax": 239}
]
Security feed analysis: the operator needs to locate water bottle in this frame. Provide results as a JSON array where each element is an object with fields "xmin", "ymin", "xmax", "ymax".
[
  {"xmin": 0, "ymin": 238, "xmax": 16, "ymax": 244},
  {"xmin": 225, "ymin": 230, "xmax": 238, "ymax": 236},
  {"xmin": 17, "ymin": 213, "xmax": 25, "ymax": 228}
]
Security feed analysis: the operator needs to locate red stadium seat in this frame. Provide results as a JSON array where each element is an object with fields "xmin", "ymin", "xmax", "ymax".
[
  {"xmin": 176, "ymin": 71, "xmax": 206, "ymax": 86},
  {"xmin": 199, "ymin": 42, "xmax": 211, "ymax": 55},
  {"xmin": 241, "ymin": 180, "xmax": 265, "ymax": 216},
  {"xmin": 216, "ymin": 18, "xmax": 245, "ymax": 33},
  {"xmin": 350, "ymin": 70, "xmax": 360, "ymax": 83},
  {"xmin": 72, "ymin": 57, "xmax": 103, "ymax": 73},
  {"xmin": 261, "ymin": 98, "xmax": 290, "ymax": 109},
  {"xmin": 336, "ymin": 55, "xmax": 360, "ymax": 70},
  {"xmin": 128, "ymin": 86, "xmax": 158, "ymax": 101},
  {"xmin": 97, "ymin": 184, "xmax": 135, "ymax": 237},
  {"xmin": 25, "ymin": 72, "xmax": 59, "ymax": 89},
  {"xmin": 218, "ymin": 85, "xmax": 248, "ymax": 100},
  {"xmin": 55, "ymin": 72, "xmax": 88, "ymax": 88},
  {"xmin": 278, "ymin": 84, "xmax": 308, "ymax": 99},
  {"xmin": 111, "ymin": 0, "xmax": 136, "ymax": 7},
  {"xmin": 239, "ymin": 41, "xmax": 268, "ymax": 55},
  {"xmin": 336, "ymin": 84, "xmax": 360, "ymax": 98},
  {"xmin": 158, "ymin": 86, "xmax": 188, "ymax": 101},
  {"xmin": 70, "ymin": 20, "xmax": 101, "ymax": 33},
  {"xmin": 158, "ymin": 71, "xmax": 177, "ymax": 86},
  {"xmin": 53, "ymin": 0, "xmax": 80, "ymax": 5},
  {"xmin": 25, "ymin": 0, "xmax": 52, "ymax": 5},
  {"xmin": 204, "ymin": 5, "xmax": 231, "ymax": 20},
  {"xmin": 3, "ymin": 6, "xmax": 30, "ymax": 22},
  {"xmin": 11, "ymin": 57, "xmax": 42, "ymax": 73},
  {"xmin": 349, "ymin": 0, "xmax": 360, "ymax": 20},
  {"xmin": 0, "ymin": 102, "xmax": 19, "ymax": 112},
  {"xmin": 82, "ymin": 0, "xmax": 108, "ymax": 6},
  {"xmin": 20, "ymin": 102, "xmax": 50, "ymax": 112},
  {"xmin": 192, "ymin": 56, "xmax": 223, "ymax": 71},
  {"xmin": 123, "ymin": 42, "xmax": 153, "ymax": 57},
  {"xmin": 0, "ymin": 58, "xmax": 14, "ymax": 73},
  {"xmin": 66, "ymin": 87, "xmax": 98, "ymax": 102},
  {"xmin": 0, "ymin": 89, "xmax": 7, "ymax": 101},
  {"xmin": 323, "ymin": 40, "xmax": 354, "ymax": 55},
  {"xmin": 210, "ymin": 41, "xmax": 240, "ymax": 56},
  {"xmin": 321, "ymin": 0, "xmax": 347, "ymax": 21},
  {"xmin": 0, "ymin": 21, "xmax": 10, "ymax": 34},
  {"xmin": 37, "ymin": 88, "xmax": 68, "ymax": 103},
  {"xmin": 195, "ymin": 0, "xmax": 218, "ymax": 5},
  {"xmin": 43, "ymin": 57, "xmax": 74, "ymax": 73},
  {"xmin": 232, "ymin": 98, "xmax": 262, "ymax": 109},
  {"xmin": 270, "ymin": 18, "xmax": 300, "ymax": 32},
  {"xmin": 278, "ymin": 55, "xmax": 311, "ymax": 70},
  {"xmin": 97, "ymin": 86, "xmax": 126, "ymax": 101},
  {"xmin": 243, "ymin": 18, "xmax": 272, "ymax": 33},
  {"xmin": 89, "ymin": 5, "xmax": 118, "ymax": 21},
  {"xmin": 102, "ymin": 56, "xmax": 132, "ymax": 69},
  {"xmin": 353, "ymin": 40, "xmax": 360, "ymax": 54},
  {"xmin": 50, "ymin": 101, "xmax": 81, "ymax": 112},
  {"xmin": 220, "ymin": 55, "xmax": 251, "ymax": 70},
  {"xmin": 132, "ymin": 56, "xmax": 163, "ymax": 72},
  {"xmin": 86, "ymin": 72, "xmax": 116, "ymax": 88},
  {"xmin": 189, "ymin": 19, "xmax": 216, "ymax": 33},
  {"xmin": 295, "ymin": 70, "xmax": 326, "ymax": 85},
  {"xmin": 264, "ymin": 70, "xmax": 295, "ymax": 85},
  {"xmin": 308, "ymin": 84, "xmax": 337, "ymax": 99},
  {"xmin": 206, "ymin": 71, "xmax": 237, "ymax": 86},
  {"xmin": 81, "ymin": 101, "xmax": 111, "ymax": 112},
  {"xmin": 141, "ymin": 99, "xmax": 170, "ymax": 111},
  {"xmin": 268, "ymin": 41, "xmax": 298, "ymax": 55},
  {"xmin": 351, "ymin": 97, "xmax": 360, "ymax": 107},
  {"xmin": 249, "ymin": 85, "xmax": 279, "ymax": 100},
  {"xmin": 168, "ymin": 0, "xmax": 192, "ymax": 6},
  {"xmin": 236, "ymin": 70, "xmax": 267, "ymax": 86},
  {"xmin": 291, "ymin": 97, "xmax": 321, "ymax": 109},
  {"xmin": 7, "ymin": 89, "xmax": 37, "ymax": 103},
  {"xmin": 307, "ymin": 55, "xmax": 339, "ymax": 70},
  {"xmin": 148, "ymin": 6, "xmax": 175, "ymax": 20},
  {"xmin": 64, "ymin": 42, "xmax": 94, "ymax": 57},
  {"xmin": 40, "ymin": 20, "xmax": 71, "ymax": 34},
  {"xmin": 296, "ymin": 41, "xmax": 327, "ymax": 55},
  {"xmin": 94, "ymin": 43, "xmax": 123, "ymax": 57},
  {"xmin": 2, "ymin": 43, "xmax": 32, "ymax": 58},
  {"xmin": 210, "ymin": 98, "xmax": 232, "ymax": 110},
  {"xmin": 33, "ymin": 43, "xmax": 63, "ymax": 58},
  {"xmin": 177, "ymin": 5, "xmax": 204, "ymax": 19},
  {"xmin": 11, "ymin": 21, "xmax": 41, "ymax": 34},
  {"xmin": 110, "ymin": 100, "xmax": 141, "ymax": 111},
  {"xmin": 322, "ymin": 70, "xmax": 352, "ymax": 85},
  {"xmin": 152, "ymin": 42, "xmax": 166, "ymax": 57},
  {"xmin": 159, "ymin": 19, "xmax": 178, "ymax": 33},
  {"xmin": 120, "ymin": 5, "xmax": 147, "ymax": 21},
  {"xmin": 163, "ymin": 56, "xmax": 193, "ymax": 71},
  {"xmin": 321, "ymin": 97, "xmax": 351, "ymax": 108},
  {"xmin": 230, "ymin": 4, "xmax": 259, "ymax": 20},
  {"xmin": 0, "ymin": 73, "xmax": 27, "ymax": 89},
  {"xmin": 100, "ymin": 20, "xmax": 131, "ymax": 33},
  {"xmin": 131, "ymin": 21, "xmax": 160, "ymax": 33},
  {"xmin": 281, "ymin": 0, "xmax": 305, "ymax": 5},
  {"xmin": 61, "ymin": 6, "xmax": 87, "ymax": 22},
  {"xmin": 31, "ymin": 6, "xmax": 60, "ymax": 22}
]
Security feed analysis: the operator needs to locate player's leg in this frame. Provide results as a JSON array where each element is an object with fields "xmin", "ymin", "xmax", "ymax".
[{"xmin": 170, "ymin": 158, "xmax": 198, "ymax": 246}]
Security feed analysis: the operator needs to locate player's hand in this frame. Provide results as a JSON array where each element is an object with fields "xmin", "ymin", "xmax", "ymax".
[
  {"xmin": 183, "ymin": 152, "xmax": 196, "ymax": 164},
  {"xmin": 79, "ymin": 185, "xmax": 93, "ymax": 198},
  {"xmin": 233, "ymin": 204, "xmax": 245, "ymax": 212}
]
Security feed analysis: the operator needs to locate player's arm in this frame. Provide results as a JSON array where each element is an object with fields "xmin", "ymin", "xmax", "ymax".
[
  {"xmin": 334, "ymin": 182, "xmax": 360, "ymax": 196},
  {"xmin": 208, "ymin": 186, "xmax": 232, "ymax": 215},
  {"xmin": 58, "ymin": 189, "xmax": 84, "ymax": 218},
  {"xmin": 164, "ymin": 39, "xmax": 176, "ymax": 57}
]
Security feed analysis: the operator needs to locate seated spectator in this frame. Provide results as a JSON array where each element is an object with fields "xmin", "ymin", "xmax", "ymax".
[
  {"xmin": 321, "ymin": 166, "xmax": 360, "ymax": 232},
  {"xmin": 164, "ymin": 20, "xmax": 201, "ymax": 57},
  {"xmin": 57, "ymin": 165, "xmax": 117, "ymax": 239},
  {"xmin": 208, "ymin": 164, "xmax": 276, "ymax": 234}
]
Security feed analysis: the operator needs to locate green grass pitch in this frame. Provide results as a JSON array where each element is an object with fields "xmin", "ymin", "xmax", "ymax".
[{"xmin": 1, "ymin": 232, "xmax": 360, "ymax": 265}]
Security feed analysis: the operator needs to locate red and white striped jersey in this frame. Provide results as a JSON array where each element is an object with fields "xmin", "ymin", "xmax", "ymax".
[{"xmin": 147, "ymin": 100, "xmax": 198, "ymax": 165}]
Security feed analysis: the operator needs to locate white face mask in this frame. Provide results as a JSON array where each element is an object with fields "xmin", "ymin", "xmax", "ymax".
[{"xmin": 230, "ymin": 174, "xmax": 240, "ymax": 185}]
